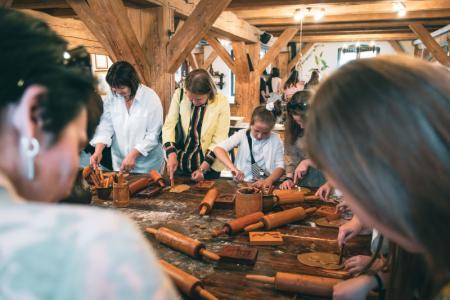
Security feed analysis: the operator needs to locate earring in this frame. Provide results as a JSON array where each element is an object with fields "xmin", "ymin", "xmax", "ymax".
[{"xmin": 20, "ymin": 136, "xmax": 40, "ymax": 180}]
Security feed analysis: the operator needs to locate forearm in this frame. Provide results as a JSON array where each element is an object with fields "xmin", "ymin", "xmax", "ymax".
[
  {"xmin": 267, "ymin": 167, "xmax": 284, "ymax": 183},
  {"xmin": 128, "ymin": 148, "xmax": 141, "ymax": 159},
  {"xmin": 214, "ymin": 147, "xmax": 236, "ymax": 171},
  {"xmin": 94, "ymin": 143, "xmax": 106, "ymax": 154}
]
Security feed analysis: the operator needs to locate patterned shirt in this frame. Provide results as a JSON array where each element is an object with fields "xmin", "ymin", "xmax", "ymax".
[{"xmin": 0, "ymin": 177, "xmax": 178, "ymax": 300}]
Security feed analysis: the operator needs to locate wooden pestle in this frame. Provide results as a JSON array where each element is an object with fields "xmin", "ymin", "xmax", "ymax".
[
  {"xmin": 246, "ymin": 272, "xmax": 341, "ymax": 297},
  {"xmin": 160, "ymin": 260, "xmax": 218, "ymax": 300},
  {"xmin": 212, "ymin": 211, "xmax": 265, "ymax": 237},
  {"xmin": 273, "ymin": 189, "xmax": 320, "ymax": 205},
  {"xmin": 128, "ymin": 176, "xmax": 154, "ymax": 196},
  {"xmin": 150, "ymin": 170, "xmax": 165, "ymax": 187},
  {"xmin": 146, "ymin": 227, "xmax": 220, "ymax": 261},
  {"xmin": 244, "ymin": 207, "xmax": 317, "ymax": 232},
  {"xmin": 199, "ymin": 188, "xmax": 219, "ymax": 216}
]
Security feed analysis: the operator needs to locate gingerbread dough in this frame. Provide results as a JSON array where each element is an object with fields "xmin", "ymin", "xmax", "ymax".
[
  {"xmin": 315, "ymin": 217, "xmax": 347, "ymax": 228},
  {"xmin": 169, "ymin": 184, "xmax": 190, "ymax": 193},
  {"xmin": 297, "ymin": 252, "xmax": 343, "ymax": 270}
]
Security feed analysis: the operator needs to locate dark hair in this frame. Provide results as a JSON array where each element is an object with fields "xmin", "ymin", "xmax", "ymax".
[
  {"xmin": 305, "ymin": 56, "xmax": 450, "ymax": 292},
  {"xmin": 271, "ymin": 67, "xmax": 280, "ymax": 78},
  {"xmin": 106, "ymin": 61, "xmax": 140, "ymax": 98},
  {"xmin": 285, "ymin": 90, "xmax": 312, "ymax": 145},
  {"xmin": 305, "ymin": 69, "xmax": 320, "ymax": 90},
  {"xmin": 0, "ymin": 8, "xmax": 95, "ymax": 141},
  {"xmin": 250, "ymin": 105, "xmax": 277, "ymax": 128},
  {"xmin": 185, "ymin": 69, "xmax": 217, "ymax": 100},
  {"xmin": 284, "ymin": 70, "xmax": 300, "ymax": 90}
]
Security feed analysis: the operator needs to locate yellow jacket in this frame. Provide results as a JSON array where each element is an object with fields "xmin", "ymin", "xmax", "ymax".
[{"xmin": 162, "ymin": 88, "xmax": 230, "ymax": 171}]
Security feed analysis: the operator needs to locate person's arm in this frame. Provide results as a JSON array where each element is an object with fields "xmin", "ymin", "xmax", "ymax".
[
  {"xmin": 90, "ymin": 95, "xmax": 114, "ymax": 169},
  {"xmin": 162, "ymin": 89, "xmax": 182, "ymax": 181},
  {"xmin": 255, "ymin": 135, "xmax": 285, "ymax": 188},
  {"xmin": 281, "ymin": 141, "xmax": 301, "ymax": 189},
  {"xmin": 213, "ymin": 131, "xmax": 244, "ymax": 180}
]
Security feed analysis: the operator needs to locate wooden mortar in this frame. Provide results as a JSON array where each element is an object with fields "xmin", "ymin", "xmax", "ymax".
[{"xmin": 235, "ymin": 187, "xmax": 262, "ymax": 218}]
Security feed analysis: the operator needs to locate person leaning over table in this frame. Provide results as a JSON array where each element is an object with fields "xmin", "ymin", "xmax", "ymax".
[
  {"xmin": 90, "ymin": 61, "xmax": 164, "ymax": 173},
  {"xmin": 0, "ymin": 8, "xmax": 177, "ymax": 299},
  {"xmin": 162, "ymin": 69, "xmax": 230, "ymax": 183}
]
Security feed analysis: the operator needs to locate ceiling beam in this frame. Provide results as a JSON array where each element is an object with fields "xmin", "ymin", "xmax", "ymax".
[
  {"xmin": 288, "ymin": 43, "xmax": 313, "ymax": 71},
  {"xmin": 257, "ymin": 27, "xmax": 299, "ymax": 75},
  {"xmin": 388, "ymin": 40, "xmax": 406, "ymax": 54},
  {"xmin": 228, "ymin": 0, "xmax": 382, "ymax": 10},
  {"xmin": 204, "ymin": 34, "xmax": 236, "ymax": 73},
  {"xmin": 145, "ymin": 0, "xmax": 259, "ymax": 43},
  {"xmin": 202, "ymin": 50, "xmax": 218, "ymax": 69},
  {"xmin": 409, "ymin": 22, "xmax": 450, "ymax": 67},
  {"xmin": 292, "ymin": 32, "xmax": 417, "ymax": 42},
  {"xmin": 247, "ymin": 9, "xmax": 450, "ymax": 26},
  {"xmin": 167, "ymin": 0, "xmax": 232, "ymax": 73},
  {"xmin": 20, "ymin": 9, "xmax": 107, "ymax": 55}
]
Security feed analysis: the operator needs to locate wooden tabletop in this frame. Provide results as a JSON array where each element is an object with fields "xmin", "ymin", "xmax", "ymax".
[{"xmin": 92, "ymin": 175, "xmax": 371, "ymax": 300}]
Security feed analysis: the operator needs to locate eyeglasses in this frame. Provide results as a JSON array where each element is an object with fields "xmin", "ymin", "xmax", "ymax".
[{"xmin": 287, "ymin": 101, "xmax": 308, "ymax": 112}]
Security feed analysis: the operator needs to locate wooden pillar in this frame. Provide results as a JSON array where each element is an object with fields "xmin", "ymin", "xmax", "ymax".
[
  {"xmin": 194, "ymin": 47, "xmax": 205, "ymax": 69},
  {"xmin": 143, "ymin": 6, "xmax": 175, "ymax": 115}
]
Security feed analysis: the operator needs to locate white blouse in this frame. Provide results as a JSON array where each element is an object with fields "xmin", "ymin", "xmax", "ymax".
[
  {"xmin": 91, "ymin": 84, "xmax": 164, "ymax": 173},
  {"xmin": 217, "ymin": 129, "xmax": 285, "ymax": 181}
]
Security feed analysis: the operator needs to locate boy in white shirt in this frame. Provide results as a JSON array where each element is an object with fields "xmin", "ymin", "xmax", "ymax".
[{"xmin": 214, "ymin": 104, "xmax": 285, "ymax": 188}]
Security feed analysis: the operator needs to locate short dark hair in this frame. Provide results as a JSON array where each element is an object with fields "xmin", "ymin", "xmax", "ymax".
[
  {"xmin": 271, "ymin": 67, "xmax": 280, "ymax": 78},
  {"xmin": 284, "ymin": 70, "xmax": 300, "ymax": 90},
  {"xmin": 0, "ymin": 8, "xmax": 95, "ymax": 142},
  {"xmin": 106, "ymin": 61, "xmax": 140, "ymax": 97},
  {"xmin": 305, "ymin": 56, "xmax": 450, "ymax": 286},
  {"xmin": 185, "ymin": 69, "xmax": 217, "ymax": 100},
  {"xmin": 250, "ymin": 105, "xmax": 276, "ymax": 128}
]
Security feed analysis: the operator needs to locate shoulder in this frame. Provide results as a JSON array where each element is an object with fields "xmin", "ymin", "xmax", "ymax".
[
  {"xmin": 139, "ymin": 84, "xmax": 160, "ymax": 102},
  {"xmin": 270, "ymin": 132, "xmax": 283, "ymax": 144},
  {"xmin": 212, "ymin": 93, "xmax": 229, "ymax": 106}
]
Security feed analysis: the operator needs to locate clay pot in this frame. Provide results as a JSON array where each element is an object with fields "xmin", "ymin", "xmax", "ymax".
[
  {"xmin": 97, "ymin": 187, "xmax": 112, "ymax": 200},
  {"xmin": 113, "ymin": 182, "xmax": 130, "ymax": 208},
  {"xmin": 235, "ymin": 187, "xmax": 262, "ymax": 218}
]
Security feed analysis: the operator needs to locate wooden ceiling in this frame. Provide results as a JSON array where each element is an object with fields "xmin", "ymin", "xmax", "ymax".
[
  {"xmin": 11, "ymin": 0, "xmax": 450, "ymax": 42},
  {"xmin": 227, "ymin": 0, "xmax": 450, "ymax": 41}
]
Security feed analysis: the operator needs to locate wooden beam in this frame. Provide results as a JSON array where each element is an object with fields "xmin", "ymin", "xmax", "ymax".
[
  {"xmin": 228, "ymin": 0, "xmax": 379, "ymax": 10},
  {"xmin": 388, "ymin": 41, "xmax": 406, "ymax": 54},
  {"xmin": 204, "ymin": 34, "xmax": 236, "ymax": 74},
  {"xmin": 187, "ymin": 52, "xmax": 199, "ymax": 70},
  {"xmin": 21, "ymin": 9, "xmax": 107, "ymax": 55},
  {"xmin": 292, "ymin": 32, "xmax": 416, "ymax": 42},
  {"xmin": 194, "ymin": 50, "xmax": 204, "ymax": 68},
  {"xmin": 257, "ymin": 27, "xmax": 298, "ymax": 75},
  {"xmin": 202, "ymin": 50, "xmax": 218, "ymax": 69},
  {"xmin": 0, "ymin": 0, "xmax": 13, "ymax": 7},
  {"xmin": 167, "ymin": 0, "xmax": 232, "ymax": 73},
  {"xmin": 232, "ymin": 41, "xmax": 250, "ymax": 81},
  {"xmin": 288, "ymin": 43, "xmax": 313, "ymax": 71},
  {"xmin": 247, "ymin": 9, "xmax": 450, "ymax": 26},
  {"xmin": 409, "ymin": 23, "xmax": 450, "ymax": 67}
]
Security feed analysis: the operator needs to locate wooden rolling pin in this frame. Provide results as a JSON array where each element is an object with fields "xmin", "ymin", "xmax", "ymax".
[
  {"xmin": 246, "ymin": 272, "xmax": 341, "ymax": 297},
  {"xmin": 273, "ymin": 189, "xmax": 320, "ymax": 205},
  {"xmin": 160, "ymin": 260, "xmax": 217, "ymax": 300},
  {"xmin": 244, "ymin": 207, "xmax": 316, "ymax": 232},
  {"xmin": 150, "ymin": 170, "xmax": 165, "ymax": 187},
  {"xmin": 199, "ymin": 188, "xmax": 219, "ymax": 216},
  {"xmin": 146, "ymin": 227, "xmax": 220, "ymax": 261},
  {"xmin": 212, "ymin": 211, "xmax": 265, "ymax": 237},
  {"xmin": 128, "ymin": 176, "xmax": 154, "ymax": 196}
]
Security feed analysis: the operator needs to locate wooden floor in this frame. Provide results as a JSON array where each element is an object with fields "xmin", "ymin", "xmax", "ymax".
[{"xmin": 93, "ymin": 175, "xmax": 371, "ymax": 300}]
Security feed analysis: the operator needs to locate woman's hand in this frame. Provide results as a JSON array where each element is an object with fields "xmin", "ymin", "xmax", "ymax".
[
  {"xmin": 315, "ymin": 181, "xmax": 333, "ymax": 201},
  {"xmin": 231, "ymin": 168, "xmax": 245, "ymax": 182},
  {"xmin": 90, "ymin": 151, "xmax": 103, "ymax": 169},
  {"xmin": 279, "ymin": 179, "xmax": 294, "ymax": 190},
  {"xmin": 191, "ymin": 170, "xmax": 204, "ymax": 182},
  {"xmin": 333, "ymin": 275, "xmax": 376, "ymax": 300},
  {"xmin": 120, "ymin": 150, "xmax": 139, "ymax": 172},
  {"xmin": 166, "ymin": 152, "xmax": 178, "ymax": 181},
  {"xmin": 344, "ymin": 255, "xmax": 373, "ymax": 275},
  {"xmin": 293, "ymin": 159, "xmax": 312, "ymax": 183},
  {"xmin": 337, "ymin": 216, "xmax": 363, "ymax": 248}
]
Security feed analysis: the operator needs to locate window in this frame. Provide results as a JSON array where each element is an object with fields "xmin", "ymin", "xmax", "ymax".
[{"xmin": 338, "ymin": 44, "xmax": 380, "ymax": 66}]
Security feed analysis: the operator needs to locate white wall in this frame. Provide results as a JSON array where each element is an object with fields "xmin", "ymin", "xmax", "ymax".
[{"xmin": 204, "ymin": 45, "xmax": 235, "ymax": 103}]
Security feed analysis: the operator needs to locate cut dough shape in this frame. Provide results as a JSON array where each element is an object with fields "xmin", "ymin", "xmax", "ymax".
[
  {"xmin": 169, "ymin": 184, "xmax": 190, "ymax": 193},
  {"xmin": 315, "ymin": 217, "xmax": 347, "ymax": 228},
  {"xmin": 298, "ymin": 252, "xmax": 343, "ymax": 270}
]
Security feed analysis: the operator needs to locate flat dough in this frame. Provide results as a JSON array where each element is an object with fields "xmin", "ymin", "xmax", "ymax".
[
  {"xmin": 298, "ymin": 252, "xmax": 343, "ymax": 270},
  {"xmin": 169, "ymin": 184, "xmax": 190, "ymax": 193},
  {"xmin": 315, "ymin": 217, "xmax": 347, "ymax": 228}
]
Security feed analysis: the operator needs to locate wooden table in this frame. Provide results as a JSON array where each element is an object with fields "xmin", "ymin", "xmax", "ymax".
[{"xmin": 92, "ymin": 176, "xmax": 371, "ymax": 300}]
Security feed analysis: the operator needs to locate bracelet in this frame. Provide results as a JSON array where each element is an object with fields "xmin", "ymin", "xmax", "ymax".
[{"xmin": 373, "ymin": 273, "xmax": 386, "ymax": 300}]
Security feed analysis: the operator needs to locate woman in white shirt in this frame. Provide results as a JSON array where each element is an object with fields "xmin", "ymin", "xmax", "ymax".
[
  {"xmin": 90, "ymin": 61, "xmax": 164, "ymax": 173},
  {"xmin": 214, "ymin": 104, "xmax": 285, "ymax": 188},
  {"xmin": 268, "ymin": 67, "xmax": 282, "ymax": 103}
]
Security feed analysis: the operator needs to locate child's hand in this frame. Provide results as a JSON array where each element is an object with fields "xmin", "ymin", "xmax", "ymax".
[
  {"xmin": 231, "ymin": 169, "xmax": 245, "ymax": 182},
  {"xmin": 191, "ymin": 169, "xmax": 204, "ymax": 182},
  {"xmin": 333, "ymin": 275, "xmax": 376, "ymax": 300},
  {"xmin": 337, "ymin": 216, "xmax": 363, "ymax": 248},
  {"xmin": 253, "ymin": 178, "xmax": 273, "ymax": 189},
  {"xmin": 315, "ymin": 181, "xmax": 333, "ymax": 201},
  {"xmin": 293, "ymin": 159, "xmax": 311, "ymax": 183},
  {"xmin": 344, "ymin": 255, "xmax": 373, "ymax": 275},
  {"xmin": 279, "ymin": 179, "xmax": 294, "ymax": 190}
]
